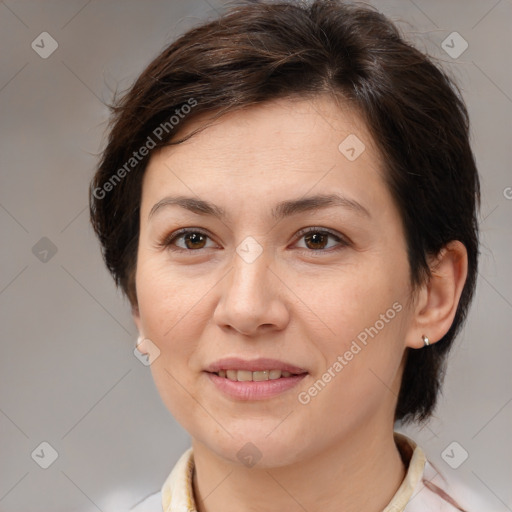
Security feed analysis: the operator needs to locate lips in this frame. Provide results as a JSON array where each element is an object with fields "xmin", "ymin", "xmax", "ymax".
[
  {"xmin": 205, "ymin": 357, "xmax": 308, "ymax": 376},
  {"xmin": 206, "ymin": 369, "xmax": 308, "ymax": 400}
]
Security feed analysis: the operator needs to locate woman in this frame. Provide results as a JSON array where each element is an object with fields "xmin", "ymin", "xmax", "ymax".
[{"xmin": 90, "ymin": 1, "xmax": 483, "ymax": 510}]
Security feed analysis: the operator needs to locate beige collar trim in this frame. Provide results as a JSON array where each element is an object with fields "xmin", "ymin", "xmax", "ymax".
[{"xmin": 383, "ymin": 433, "xmax": 427, "ymax": 511}]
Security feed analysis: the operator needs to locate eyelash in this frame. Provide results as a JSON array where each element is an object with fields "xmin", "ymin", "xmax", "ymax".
[{"xmin": 158, "ymin": 227, "xmax": 350, "ymax": 255}]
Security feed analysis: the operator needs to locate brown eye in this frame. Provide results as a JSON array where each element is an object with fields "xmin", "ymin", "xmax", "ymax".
[
  {"xmin": 182, "ymin": 232, "xmax": 207, "ymax": 250},
  {"xmin": 162, "ymin": 229, "xmax": 215, "ymax": 252},
  {"xmin": 294, "ymin": 227, "xmax": 349, "ymax": 254},
  {"xmin": 304, "ymin": 232, "xmax": 330, "ymax": 250}
]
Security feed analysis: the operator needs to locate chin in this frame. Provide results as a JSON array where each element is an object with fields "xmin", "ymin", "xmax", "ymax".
[{"xmin": 201, "ymin": 429, "xmax": 309, "ymax": 469}]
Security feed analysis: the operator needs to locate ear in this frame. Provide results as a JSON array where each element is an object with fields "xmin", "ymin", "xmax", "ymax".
[
  {"xmin": 132, "ymin": 302, "xmax": 142, "ymax": 333},
  {"xmin": 132, "ymin": 303, "xmax": 149, "ymax": 355},
  {"xmin": 405, "ymin": 240, "xmax": 468, "ymax": 349}
]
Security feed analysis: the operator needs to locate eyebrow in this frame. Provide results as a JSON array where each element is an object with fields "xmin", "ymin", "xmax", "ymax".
[{"xmin": 148, "ymin": 193, "xmax": 371, "ymax": 221}]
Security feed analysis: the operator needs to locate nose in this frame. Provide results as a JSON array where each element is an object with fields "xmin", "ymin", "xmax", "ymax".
[{"xmin": 212, "ymin": 248, "xmax": 290, "ymax": 336}]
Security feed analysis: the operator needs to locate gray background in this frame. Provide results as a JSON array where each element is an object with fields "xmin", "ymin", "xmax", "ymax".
[{"xmin": 1, "ymin": 0, "xmax": 511, "ymax": 510}]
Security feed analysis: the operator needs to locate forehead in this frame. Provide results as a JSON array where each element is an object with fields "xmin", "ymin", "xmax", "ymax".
[{"xmin": 141, "ymin": 95, "xmax": 386, "ymax": 215}]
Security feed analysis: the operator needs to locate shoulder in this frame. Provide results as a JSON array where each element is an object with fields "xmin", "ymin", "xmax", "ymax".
[
  {"xmin": 406, "ymin": 456, "xmax": 498, "ymax": 512},
  {"xmin": 393, "ymin": 433, "xmax": 496, "ymax": 512}
]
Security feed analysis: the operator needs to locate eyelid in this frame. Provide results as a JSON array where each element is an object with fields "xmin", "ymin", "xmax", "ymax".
[
  {"xmin": 294, "ymin": 226, "xmax": 350, "ymax": 244},
  {"xmin": 159, "ymin": 227, "xmax": 217, "ymax": 250}
]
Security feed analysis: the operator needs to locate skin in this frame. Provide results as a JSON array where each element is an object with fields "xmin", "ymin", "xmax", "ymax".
[{"xmin": 133, "ymin": 95, "xmax": 468, "ymax": 512}]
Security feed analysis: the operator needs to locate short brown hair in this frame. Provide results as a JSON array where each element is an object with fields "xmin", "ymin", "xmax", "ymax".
[{"xmin": 89, "ymin": 0, "xmax": 480, "ymax": 423}]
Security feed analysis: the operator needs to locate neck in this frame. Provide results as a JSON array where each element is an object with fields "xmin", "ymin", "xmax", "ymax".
[{"xmin": 191, "ymin": 423, "xmax": 406, "ymax": 512}]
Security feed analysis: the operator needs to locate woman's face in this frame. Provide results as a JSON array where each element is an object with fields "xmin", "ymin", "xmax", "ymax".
[{"xmin": 134, "ymin": 95, "xmax": 417, "ymax": 467}]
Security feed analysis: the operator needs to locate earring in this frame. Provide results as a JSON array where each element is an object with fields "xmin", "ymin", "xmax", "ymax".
[{"xmin": 422, "ymin": 335, "xmax": 430, "ymax": 347}]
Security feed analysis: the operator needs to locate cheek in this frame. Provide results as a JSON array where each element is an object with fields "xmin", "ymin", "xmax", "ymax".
[
  {"xmin": 135, "ymin": 261, "xmax": 203, "ymax": 391},
  {"xmin": 136, "ymin": 262, "xmax": 208, "ymax": 429},
  {"xmin": 136, "ymin": 257, "xmax": 204, "ymax": 338},
  {"xmin": 308, "ymin": 262, "xmax": 407, "ymax": 344},
  {"xmin": 302, "ymin": 260, "xmax": 410, "ymax": 397}
]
